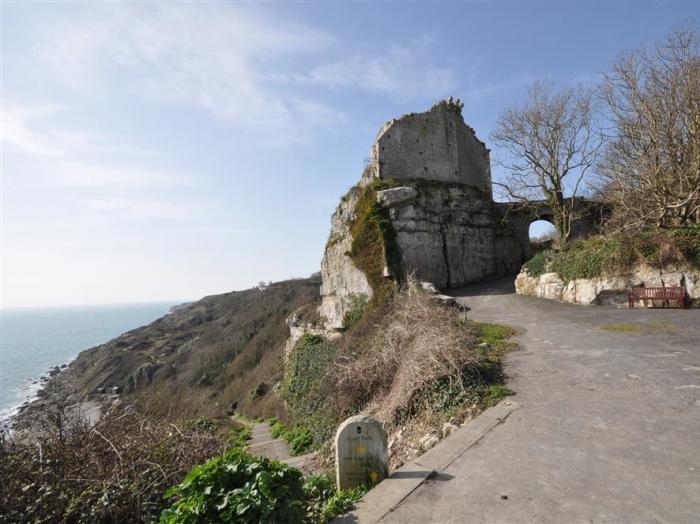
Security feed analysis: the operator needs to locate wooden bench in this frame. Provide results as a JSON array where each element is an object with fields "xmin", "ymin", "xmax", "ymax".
[{"xmin": 628, "ymin": 286, "xmax": 686, "ymax": 309}]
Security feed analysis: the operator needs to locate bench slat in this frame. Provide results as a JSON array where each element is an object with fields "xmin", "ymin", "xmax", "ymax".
[{"xmin": 628, "ymin": 286, "xmax": 685, "ymax": 308}]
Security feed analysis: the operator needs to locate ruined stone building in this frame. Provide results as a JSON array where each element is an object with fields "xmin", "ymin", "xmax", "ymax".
[{"xmin": 319, "ymin": 99, "xmax": 597, "ymax": 329}]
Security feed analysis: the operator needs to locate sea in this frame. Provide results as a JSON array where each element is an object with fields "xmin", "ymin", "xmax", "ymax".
[{"xmin": 0, "ymin": 302, "xmax": 177, "ymax": 422}]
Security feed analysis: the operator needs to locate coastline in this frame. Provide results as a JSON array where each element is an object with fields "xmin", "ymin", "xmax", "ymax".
[
  {"xmin": 1, "ymin": 301, "xmax": 182, "ymax": 436},
  {"xmin": 6, "ymin": 360, "xmax": 103, "ymax": 440}
]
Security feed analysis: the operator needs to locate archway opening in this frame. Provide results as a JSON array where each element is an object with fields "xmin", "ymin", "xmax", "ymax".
[{"xmin": 529, "ymin": 220, "xmax": 557, "ymax": 253}]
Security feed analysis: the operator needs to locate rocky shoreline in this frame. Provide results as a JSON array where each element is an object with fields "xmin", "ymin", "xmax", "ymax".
[{"xmin": 5, "ymin": 362, "xmax": 102, "ymax": 440}]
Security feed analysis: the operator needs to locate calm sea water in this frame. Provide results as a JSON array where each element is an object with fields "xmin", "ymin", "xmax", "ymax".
[{"xmin": 0, "ymin": 302, "xmax": 176, "ymax": 421}]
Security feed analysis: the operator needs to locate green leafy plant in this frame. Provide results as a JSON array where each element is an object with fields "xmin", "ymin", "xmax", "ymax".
[
  {"xmin": 522, "ymin": 250, "xmax": 553, "ymax": 277},
  {"xmin": 342, "ymin": 293, "xmax": 369, "ymax": 329},
  {"xmin": 268, "ymin": 419, "xmax": 314, "ymax": 455},
  {"xmin": 161, "ymin": 450, "xmax": 306, "ymax": 524},
  {"xmin": 279, "ymin": 335, "xmax": 337, "ymax": 448},
  {"xmin": 227, "ymin": 424, "xmax": 251, "ymax": 451},
  {"xmin": 303, "ymin": 474, "xmax": 368, "ymax": 523}
]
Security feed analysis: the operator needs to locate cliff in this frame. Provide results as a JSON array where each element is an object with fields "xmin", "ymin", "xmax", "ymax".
[
  {"xmin": 14, "ymin": 277, "xmax": 321, "ymax": 429},
  {"xmin": 319, "ymin": 99, "xmax": 528, "ymax": 329}
]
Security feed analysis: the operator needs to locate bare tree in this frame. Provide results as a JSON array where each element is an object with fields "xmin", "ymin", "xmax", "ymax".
[
  {"xmin": 598, "ymin": 27, "xmax": 700, "ymax": 231},
  {"xmin": 491, "ymin": 81, "xmax": 602, "ymax": 245}
]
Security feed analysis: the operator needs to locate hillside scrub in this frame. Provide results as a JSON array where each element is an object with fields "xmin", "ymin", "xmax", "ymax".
[
  {"xmin": 279, "ymin": 281, "xmax": 515, "ymax": 462},
  {"xmin": 42, "ymin": 277, "xmax": 321, "ymax": 426},
  {"xmin": 348, "ymin": 182, "xmax": 401, "ymax": 309},
  {"xmin": 0, "ymin": 398, "xmax": 236, "ymax": 523},
  {"xmin": 161, "ymin": 452, "xmax": 366, "ymax": 524},
  {"xmin": 522, "ymin": 226, "xmax": 700, "ymax": 280}
]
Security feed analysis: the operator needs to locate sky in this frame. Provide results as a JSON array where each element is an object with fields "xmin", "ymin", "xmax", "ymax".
[{"xmin": 2, "ymin": 1, "xmax": 699, "ymax": 308}]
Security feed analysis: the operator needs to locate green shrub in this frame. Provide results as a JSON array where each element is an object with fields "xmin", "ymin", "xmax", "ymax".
[
  {"xmin": 269, "ymin": 419, "xmax": 314, "ymax": 455},
  {"xmin": 303, "ymin": 474, "xmax": 368, "ymax": 523},
  {"xmin": 670, "ymin": 225, "xmax": 700, "ymax": 264},
  {"xmin": 522, "ymin": 227, "xmax": 699, "ymax": 282},
  {"xmin": 348, "ymin": 183, "xmax": 400, "ymax": 308},
  {"xmin": 279, "ymin": 335, "xmax": 337, "ymax": 447},
  {"xmin": 161, "ymin": 450, "xmax": 306, "ymax": 524},
  {"xmin": 342, "ymin": 293, "xmax": 369, "ymax": 329},
  {"xmin": 227, "ymin": 425, "xmax": 251, "ymax": 451},
  {"xmin": 522, "ymin": 250, "xmax": 553, "ymax": 277},
  {"xmin": 187, "ymin": 417, "xmax": 218, "ymax": 434}
]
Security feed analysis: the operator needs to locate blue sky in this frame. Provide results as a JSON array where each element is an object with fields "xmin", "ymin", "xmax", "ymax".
[{"xmin": 2, "ymin": 1, "xmax": 699, "ymax": 307}]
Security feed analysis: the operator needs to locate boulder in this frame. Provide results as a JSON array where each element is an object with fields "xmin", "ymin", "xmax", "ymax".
[
  {"xmin": 419, "ymin": 433, "xmax": 440, "ymax": 451},
  {"xmin": 375, "ymin": 187, "xmax": 418, "ymax": 207}
]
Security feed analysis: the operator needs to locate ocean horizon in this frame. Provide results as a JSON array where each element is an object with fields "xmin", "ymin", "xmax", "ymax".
[{"xmin": 0, "ymin": 301, "xmax": 178, "ymax": 421}]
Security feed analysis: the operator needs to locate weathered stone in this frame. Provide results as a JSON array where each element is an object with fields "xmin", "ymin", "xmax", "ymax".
[
  {"xmin": 284, "ymin": 313, "xmax": 327, "ymax": 360},
  {"xmin": 317, "ymin": 100, "xmax": 535, "ymax": 329},
  {"xmin": 335, "ymin": 415, "xmax": 389, "ymax": 490},
  {"xmin": 319, "ymin": 189, "xmax": 373, "ymax": 330},
  {"xmin": 375, "ymin": 187, "xmax": 417, "ymax": 207},
  {"xmin": 514, "ymin": 272, "xmax": 538, "ymax": 295},
  {"xmin": 419, "ymin": 433, "xmax": 439, "ymax": 451},
  {"xmin": 537, "ymin": 273, "xmax": 564, "ymax": 301},
  {"xmin": 367, "ymin": 99, "xmax": 492, "ymax": 194},
  {"xmin": 515, "ymin": 265, "xmax": 700, "ymax": 307},
  {"xmin": 441, "ymin": 422, "xmax": 458, "ymax": 439}
]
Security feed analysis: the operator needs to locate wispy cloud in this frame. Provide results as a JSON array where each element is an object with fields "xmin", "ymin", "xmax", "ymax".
[
  {"xmin": 52, "ymin": 163, "xmax": 191, "ymax": 190},
  {"xmin": 1, "ymin": 103, "xmax": 153, "ymax": 158},
  {"xmin": 35, "ymin": 3, "xmax": 345, "ymax": 145},
  {"xmin": 276, "ymin": 37, "xmax": 458, "ymax": 101},
  {"xmin": 80, "ymin": 196, "xmax": 202, "ymax": 221}
]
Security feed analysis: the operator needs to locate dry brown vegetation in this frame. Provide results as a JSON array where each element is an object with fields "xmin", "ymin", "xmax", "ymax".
[
  {"xmin": 1, "ymin": 394, "xmax": 237, "ymax": 523},
  {"xmin": 333, "ymin": 283, "xmax": 480, "ymax": 422},
  {"xmin": 599, "ymin": 28, "xmax": 700, "ymax": 231},
  {"xmin": 280, "ymin": 280, "xmax": 513, "ymax": 469},
  {"xmin": 51, "ymin": 277, "xmax": 321, "ymax": 424}
]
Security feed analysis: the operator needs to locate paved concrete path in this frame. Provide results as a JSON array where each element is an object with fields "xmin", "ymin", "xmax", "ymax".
[
  {"xmin": 346, "ymin": 279, "xmax": 700, "ymax": 523},
  {"xmin": 242, "ymin": 420, "xmax": 315, "ymax": 470}
]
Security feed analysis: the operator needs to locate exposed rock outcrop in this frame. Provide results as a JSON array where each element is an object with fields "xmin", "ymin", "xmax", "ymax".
[
  {"xmin": 515, "ymin": 265, "xmax": 700, "ymax": 306},
  {"xmin": 319, "ymin": 188, "xmax": 374, "ymax": 330},
  {"xmin": 318, "ymin": 99, "xmax": 528, "ymax": 329}
]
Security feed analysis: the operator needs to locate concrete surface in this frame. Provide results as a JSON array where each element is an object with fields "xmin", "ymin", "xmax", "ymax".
[
  {"xmin": 346, "ymin": 278, "xmax": 700, "ymax": 523},
  {"xmin": 243, "ymin": 421, "xmax": 315, "ymax": 470}
]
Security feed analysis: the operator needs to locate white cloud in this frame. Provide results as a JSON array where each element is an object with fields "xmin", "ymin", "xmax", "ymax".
[
  {"xmin": 52, "ymin": 163, "xmax": 191, "ymax": 190},
  {"xmin": 1, "ymin": 103, "xmax": 153, "ymax": 158},
  {"xmin": 285, "ymin": 38, "xmax": 458, "ymax": 101},
  {"xmin": 80, "ymin": 196, "xmax": 202, "ymax": 222},
  {"xmin": 35, "ymin": 3, "xmax": 345, "ymax": 145}
]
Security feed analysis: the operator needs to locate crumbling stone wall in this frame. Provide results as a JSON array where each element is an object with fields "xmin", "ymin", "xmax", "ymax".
[
  {"xmin": 364, "ymin": 99, "xmax": 492, "ymax": 195},
  {"xmin": 319, "ymin": 99, "xmax": 526, "ymax": 329}
]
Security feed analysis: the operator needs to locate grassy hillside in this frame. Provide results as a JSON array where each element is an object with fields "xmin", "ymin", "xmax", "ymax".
[{"xmin": 41, "ymin": 276, "xmax": 321, "ymax": 422}]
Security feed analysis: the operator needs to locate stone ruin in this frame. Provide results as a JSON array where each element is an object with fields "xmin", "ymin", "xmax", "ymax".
[{"xmin": 319, "ymin": 99, "xmax": 600, "ymax": 329}]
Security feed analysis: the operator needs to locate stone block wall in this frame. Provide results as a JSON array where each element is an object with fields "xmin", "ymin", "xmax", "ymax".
[{"xmin": 368, "ymin": 99, "xmax": 492, "ymax": 195}]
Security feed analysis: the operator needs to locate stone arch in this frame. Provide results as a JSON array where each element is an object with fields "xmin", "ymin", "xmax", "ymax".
[{"xmin": 529, "ymin": 219, "xmax": 557, "ymax": 241}]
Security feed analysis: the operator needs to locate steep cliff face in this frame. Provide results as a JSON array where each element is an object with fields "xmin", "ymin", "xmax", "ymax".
[
  {"xmin": 318, "ymin": 100, "xmax": 527, "ymax": 330},
  {"xmin": 379, "ymin": 183, "xmax": 524, "ymax": 289},
  {"xmin": 319, "ymin": 188, "xmax": 374, "ymax": 330}
]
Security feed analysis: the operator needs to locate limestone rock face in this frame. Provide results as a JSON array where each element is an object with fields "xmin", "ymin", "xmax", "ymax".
[
  {"xmin": 384, "ymin": 183, "xmax": 524, "ymax": 288},
  {"xmin": 536, "ymin": 272, "xmax": 564, "ymax": 301},
  {"xmin": 318, "ymin": 100, "xmax": 529, "ymax": 329},
  {"xmin": 319, "ymin": 189, "xmax": 373, "ymax": 330},
  {"xmin": 514, "ymin": 272, "xmax": 538, "ymax": 296},
  {"xmin": 375, "ymin": 186, "xmax": 417, "ymax": 207},
  {"xmin": 515, "ymin": 265, "xmax": 700, "ymax": 307}
]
